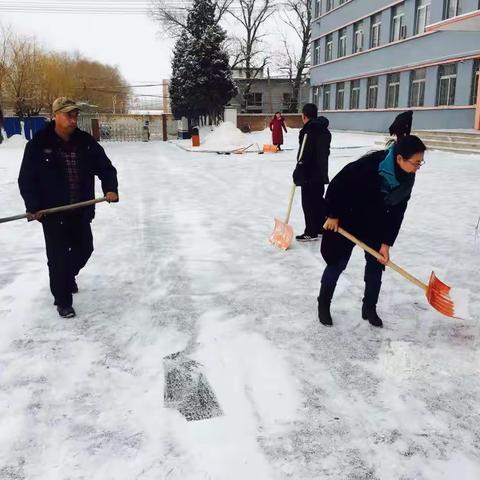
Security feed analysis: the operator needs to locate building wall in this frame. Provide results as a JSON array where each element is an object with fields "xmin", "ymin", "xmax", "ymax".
[
  {"xmin": 310, "ymin": 0, "xmax": 480, "ymax": 131},
  {"xmin": 237, "ymin": 113, "xmax": 303, "ymax": 131},
  {"xmin": 231, "ymin": 78, "xmax": 310, "ymax": 114}
]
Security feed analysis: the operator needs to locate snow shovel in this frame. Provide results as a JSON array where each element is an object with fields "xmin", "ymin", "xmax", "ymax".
[
  {"xmin": 335, "ymin": 226, "xmax": 458, "ymax": 319},
  {"xmin": 270, "ymin": 184, "xmax": 296, "ymax": 250},
  {"xmin": 0, "ymin": 197, "xmax": 107, "ymax": 224}
]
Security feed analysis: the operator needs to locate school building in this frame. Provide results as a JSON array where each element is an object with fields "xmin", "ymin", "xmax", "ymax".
[{"xmin": 310, "ymin": 0, "xmax": 480, "ymax": 131}]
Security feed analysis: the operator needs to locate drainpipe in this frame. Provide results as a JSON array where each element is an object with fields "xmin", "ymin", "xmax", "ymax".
[{"xmin": 475, "ymin": 75, "xmax": 480, "ymax": 130}]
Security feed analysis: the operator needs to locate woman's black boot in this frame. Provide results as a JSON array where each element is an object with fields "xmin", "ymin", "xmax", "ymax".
[{"xmin": 318, "ymin": 284, "xmax": 335, "ymax": 326}]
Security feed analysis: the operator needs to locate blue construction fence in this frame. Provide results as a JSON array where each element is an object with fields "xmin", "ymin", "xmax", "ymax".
[{"xmin": 3, "ymin": 116, "xmax": 48, "ymax": 141}]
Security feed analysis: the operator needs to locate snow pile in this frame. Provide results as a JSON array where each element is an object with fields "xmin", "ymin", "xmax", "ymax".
[
  {"xmin": 201, "ymin": 121, "xmax": 248, "ymax": 150},
  {"xmin": 0, "ymin": 134, "xmax": 27, "ymax": 148}
]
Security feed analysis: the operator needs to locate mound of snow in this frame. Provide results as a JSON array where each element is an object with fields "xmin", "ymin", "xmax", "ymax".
[
  {"xmin": 0, "ymin": 134, "xmax": 27, "ymax": 148},
  {"xmin": 201, "ymin": 122, "xmax": 248, "ymax": 150}
]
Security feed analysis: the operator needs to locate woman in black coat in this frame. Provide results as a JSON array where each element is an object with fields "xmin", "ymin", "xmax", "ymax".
[{"xmin": 318, "ymin": 135, "xmax": 427, "ymax": 328}]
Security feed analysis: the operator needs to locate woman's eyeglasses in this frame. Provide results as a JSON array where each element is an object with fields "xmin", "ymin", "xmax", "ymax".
[{"xmin": 406, "ymin": 159, "xmax": 425, "ymax": 167}]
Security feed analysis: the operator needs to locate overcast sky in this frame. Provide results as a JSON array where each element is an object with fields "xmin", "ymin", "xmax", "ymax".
[
  {"xmin": 1, "ymin": 5, "xmax": 174, "ymax": 97},
  {"xmin": 1, "ymin": 0, "xmax": 296, "ymax": 99}
]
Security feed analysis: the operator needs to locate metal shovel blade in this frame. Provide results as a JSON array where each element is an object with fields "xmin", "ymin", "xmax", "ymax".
[{"xmin": 270, "ymin": 218, "xmax": 293, "ymax": 250}]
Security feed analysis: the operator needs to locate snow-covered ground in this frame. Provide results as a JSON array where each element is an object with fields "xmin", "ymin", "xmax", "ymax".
[{"xmin": 1, "ymin": 127, "xmax": 479, "ymax": 479}]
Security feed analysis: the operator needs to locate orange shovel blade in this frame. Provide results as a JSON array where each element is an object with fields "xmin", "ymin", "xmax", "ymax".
[
  {"xmin": 270, "ymin": 218, "xmax": 293, "ymax": 250},
  {"xmin": 426, "ymin": 271, "xmax": 456, "ymax": 318}
]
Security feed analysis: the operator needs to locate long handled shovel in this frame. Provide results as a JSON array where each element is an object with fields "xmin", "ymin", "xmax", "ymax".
[
  {"xmin": 335, "ymin": 226, "xmax": 459, "ymax": 319},
  {"xmin": 0, "ymin": 197, "xmax": 107, "ymax": 224},
  {"xmin": 270, "ymin": 184, "xmax": 296, "ymax": 250}
]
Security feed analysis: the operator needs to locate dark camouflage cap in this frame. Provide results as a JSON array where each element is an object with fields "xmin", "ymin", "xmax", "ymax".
[{"xmin": 52, "ymin": 97, "xmax": 82, "ymax": 114}]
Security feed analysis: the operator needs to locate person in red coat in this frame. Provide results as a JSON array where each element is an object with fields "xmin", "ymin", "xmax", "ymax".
[{"xmin": 269, "ymin": 112, "xmax": 287, "ymax": 150}]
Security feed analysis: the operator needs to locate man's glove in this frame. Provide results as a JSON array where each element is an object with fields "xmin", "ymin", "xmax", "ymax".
[{"xmin": 292, "ymin": 163, "xmax": 305, "ymax": 186}]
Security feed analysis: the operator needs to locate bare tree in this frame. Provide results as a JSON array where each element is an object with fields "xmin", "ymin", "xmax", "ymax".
[
  {"xmin": 149, "ymin": 0, "xmax": 233, "ymax": 37},
  {"xmin": 280, "ymin": 0, "xmax": 311, "ymax": 112},
  {"xmin": 227, "ymin": 0, "xmax": 276, "ymax": 110}
]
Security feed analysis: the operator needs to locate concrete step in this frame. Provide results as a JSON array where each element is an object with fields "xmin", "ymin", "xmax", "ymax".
[
  {"xmin": 375, "ymin": 139, "xmax": 480, "ymax": 154},
  {"xmin": 413, "ymin": 130, "xmax": 480, "ymax": 143}
]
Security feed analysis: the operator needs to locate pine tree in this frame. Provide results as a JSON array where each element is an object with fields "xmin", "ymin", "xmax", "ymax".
[{"xmin": 169, "ymin": 0, "xmax": 237, "ymax": 124}]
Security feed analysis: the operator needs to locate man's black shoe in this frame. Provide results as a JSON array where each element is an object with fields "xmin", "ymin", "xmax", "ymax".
[
  {"xmin": 57, "ymin": 306, "xmax": 76, "ymax": 318},
  {"xmin": 362, "ymin": 304, "xmax": 383, "ymax": 328},
  {"xmin": 296, "ymin": 233, "xmax": 319, "ymax": 242}
]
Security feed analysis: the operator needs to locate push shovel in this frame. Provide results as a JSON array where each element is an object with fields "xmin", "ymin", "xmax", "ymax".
[
  {"xmin": 0, "ymin": 197, "xmax": 107, "ymax": 224},
  {"xmin": 269, "ymin": 184, "xmax": 296, "ymax": 250},
  {"xmin": 335, "ymin": 226, "xmax": 459, "ymax": 319}
]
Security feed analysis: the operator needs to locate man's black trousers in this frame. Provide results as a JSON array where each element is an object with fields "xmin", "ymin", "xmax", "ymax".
[
  {"xmin": 42, "ymin": 213, "xmax": 93, "ymax": 308},
  {"xmin": 300, "ymin": 182, "xmax": 326, "ymax": 236}
]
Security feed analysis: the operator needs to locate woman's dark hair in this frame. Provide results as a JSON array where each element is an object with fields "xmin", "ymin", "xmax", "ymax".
[
  {"xmin": 274, "ymin": 111, "xmax": 281, "ymax": 115},
  {"xmin": 302, "ymin": 103, "xmax": 318, "ymax": 120},
  {"xmin": 394, "ymin": 135, "xmax": 427, "ymax": 159},
  {"xmin": 389, "ymin": 110, "xmax": 413, "ymax": 137}
]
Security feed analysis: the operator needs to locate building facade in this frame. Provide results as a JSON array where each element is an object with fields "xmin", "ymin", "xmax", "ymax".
[
  {"xmin": 310, "ymin": 0, "xmax": 480, "ymax": 131},
  {"xmin": 230, "ymin": 68, "xmax": 310, "ymax": 114}
]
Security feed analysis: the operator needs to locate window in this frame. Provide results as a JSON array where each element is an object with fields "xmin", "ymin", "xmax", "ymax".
[
  {"xmin": 314, "ymin": 0, "xmax": 320, "ymax": 17},
  {"xmin": 367, "ymin": 77, "xmax": 378, "ymax": 108},
  {"xmin": 444, "ymin": 0, "xmax": 463, "ymax": 19},
  {"xmin": 471, "ymin": 59, "xmax": 480, "ymax": 105},
  {"xmin": 386, "ymin": 73, "xmax": 400, "ymax": 108},
  {"xmin": 370, "ymin": 13, "xmax": 382, "ymax": 48},
  {"xmin": 282, "ymin": 92, "xmax": 292, "ymax": 111},
  {"xmin": 313, "ymin": 39, "xmax": 321, "ymax": 65},
  {"xmin": 323, "ymin": 84, "xmax": 331, "ymax": 110},
  {"xmin": 415, "ymin": 0, "xmax": 431, "ymax": 34},
  {"xmin": 312, "ymin": 87, "xmax": 319, "ymax": 107},
  {"xmin": 350, "ymin": 80, "xmax": 360, "ymax": 109},
  {"xmin": 437, "ymin": 64, "xmax": 457, "ymax": 106},
  {"xmin": 409, "ymin": 69, "xmax": 426, "ymax": 107},
  {"xmin": 326, "ymin": 0, "xmax": 334, "ymax": 12},
  {"xmin": 338, "ymin": 28, "xmax": 347, "ymax": 57},
  {"xmin": 325, "ymin": 34, "xmax": 333, "ymax": 62},
  {"xmin": 353, "ymin": 21, "xmax": 364, "ymax": 53},
  {"xmin": 244, "ymin": 92, "xmax": 262, "ymax": 112},
  {"xmin": 336, "ymin": 82, "xmax": 345, "ymax": 109},
  {"xmin": 391, "ymin": 4, "xmax": 405, "ymax": 42}
]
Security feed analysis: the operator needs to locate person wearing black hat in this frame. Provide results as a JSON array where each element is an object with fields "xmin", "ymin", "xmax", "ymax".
[
  {"xmin": 18, "ymin": 97, "xmax": 119, "ymax": 318},
  {"xmin": 389, "ymin": 110, "xmax": 413, "ymax": 139}
]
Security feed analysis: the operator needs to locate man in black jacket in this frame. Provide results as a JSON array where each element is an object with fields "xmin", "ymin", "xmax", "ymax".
[
  {"xmin": 318, "ymin": 135, "xmax": 426, "ymax": 328},
  {"xmin": 293, "ymin": 103, "xmax": 331, "ymax": 242},
  {"xmin": 18, "ymin": 97, "xmax": 119, "ymax": 318}
]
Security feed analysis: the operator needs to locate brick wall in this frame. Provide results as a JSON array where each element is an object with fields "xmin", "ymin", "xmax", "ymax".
[{"xmin": 237, "ymin": 114, "xmax": 303, "ymax": 132}]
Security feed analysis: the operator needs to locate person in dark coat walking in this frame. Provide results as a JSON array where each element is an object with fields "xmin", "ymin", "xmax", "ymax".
[
  {"xmin": 269, "ymin": 112, "xmax": 287, "ymax": 150},
  {"xmin": 318, "ymin": 135, "xmax": 427, "ymax": 328},
  {"xmin": 18, "ymin": 97, "xmax": 119, "ymax": 318},
  {"xmin": 292, "ymin": 103, "xmax": 331, "ymax": 241}
]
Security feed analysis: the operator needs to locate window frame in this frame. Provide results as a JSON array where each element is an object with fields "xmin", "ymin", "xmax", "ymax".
[
  {"xmin": 323, "ymin": 84, "xmax": 331, "ymax": 110},
  {"xmin": 336, "ymin": 82, "xmax": 345, "ymax": 110},
  {"xmin": 436, "ymin": 63, "xmax": 457, "ymax": 106},
  {"xmin": 391, "ymin": 4, "xmax": 405, "ymax": 42},
  {"xmin": 366, "ymin": 77, "xmax": 378, "ymax": 109},
  {"xmin": 409, "ymin": 68, "xmax": 426, "ymax": 107},
  {"xmin": 386, "ymin": 73, "xmax": 400, "ymax": 108},
  {"xmin": 415, "ymin": 0, "xmax": 431, "ymax": 35},
  {"xmin": 349, "ymin": 80, "xmax": 360, "ymax": 109},
  {"xmin": 370, "ymin": 13, "xmax": 382, "ymax": 48}
]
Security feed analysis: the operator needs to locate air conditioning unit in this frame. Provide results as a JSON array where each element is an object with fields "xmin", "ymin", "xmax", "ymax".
[{"xmin": 400, "ymin": 25, "xmax": 407, "ymax": 39}]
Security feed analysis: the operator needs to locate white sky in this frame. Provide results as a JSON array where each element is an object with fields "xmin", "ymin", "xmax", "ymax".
[
  {"xmin": 1, "ymin": 9, "xmax": 174, "ymax": 96},
  {"xmin": 1, "ymin": 1, "xmax": 298, "ymax": 98}
]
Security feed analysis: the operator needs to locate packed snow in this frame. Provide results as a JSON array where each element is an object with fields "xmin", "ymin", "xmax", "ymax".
[{"xmin": 0, "ymin": 128, "xmax": 479, "ymax": 479}]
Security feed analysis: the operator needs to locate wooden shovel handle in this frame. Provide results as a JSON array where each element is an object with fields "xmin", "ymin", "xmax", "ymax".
[
  {"xmin": 0, "ymin": 197, "xmax": 107, "ymax": 224},
  {"xmin": 336, "ymin": 226, "xmax": 428, "ymax": 292}
]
